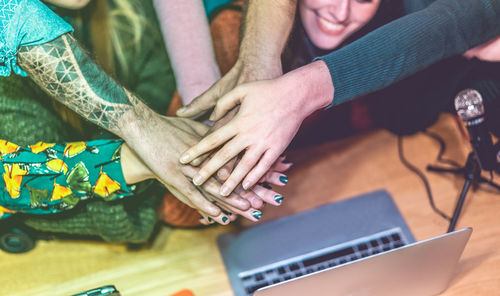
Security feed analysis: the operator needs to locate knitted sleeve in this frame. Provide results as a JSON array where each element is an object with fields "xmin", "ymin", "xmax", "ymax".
[
  {"xmin": 0, "ymin": 139, "xmax": 134, "ymax": 219},
  {"xmin": 0, "ymin": 0, "xmax": 73, "ymax": 77},
  {"xmin": 318, "ymin": 0, "xmax": 500, "ymax": 107}
]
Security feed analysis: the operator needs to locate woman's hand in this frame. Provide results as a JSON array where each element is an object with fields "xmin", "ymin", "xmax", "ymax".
[
  {"xmin": 179, "ymin": 61, "xmax": 333, "ymax": 196},
  {"xmin": 463, "ymin": 36, "xmax": 500, "ymax": 62},
  {"xmin": 121, "ymin": 114, "xmax": 283, "ymax": 224}
]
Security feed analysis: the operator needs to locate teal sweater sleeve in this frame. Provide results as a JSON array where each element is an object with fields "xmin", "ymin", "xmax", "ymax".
[
  {"xmin": 0, "ymin": 139, "xmax": 134, "ymax": 219},
  {"xmin": 318, "ymin": 0, "xmax": 500, "ymax": 107},
  {"xmin": 0, "ymin": 0, "xmax": 73, "ymax": 77}
]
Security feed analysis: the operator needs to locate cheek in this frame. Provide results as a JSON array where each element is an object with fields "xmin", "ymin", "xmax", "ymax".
[{"xmin": 351, "ymin": 3, "xmax": 380, "ymax": 25}]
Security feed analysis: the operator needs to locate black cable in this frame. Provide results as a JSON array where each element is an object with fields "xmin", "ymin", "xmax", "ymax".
[
  {"xmin": 423, "ymin": 131, "xmax": 462, "ymax": 168},
  {"xmin": 397, "ymin": 136, "xmax": 452, "ymax": 221}
]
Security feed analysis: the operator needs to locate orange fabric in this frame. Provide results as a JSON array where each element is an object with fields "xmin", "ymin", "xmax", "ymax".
[{"xmin": 158, "ymin": 193, "xmax": 203, "ymax": 227}]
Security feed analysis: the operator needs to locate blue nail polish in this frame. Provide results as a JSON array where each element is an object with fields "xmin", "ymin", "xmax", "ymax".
[
  {"xmin": 252, "ymin": 211, "xmax": 262, "ymax": 220},
  {"xmin": 274, "ymin": 195, "xmax": 283, "ymax": 204},
  {"xmin": 208, "ymin": 217, "xmax": 213, "ymax": 222},
  {"xmin": 222, "ymin": 216, "xmax": 228, "ymax": 223},
  {"xmin": 279, "ymin": 176, "xmax": 288, "ymax": 184},
  {"xmin": 262, "ymin": 182, "xmax": 272, "ymax": 189}
]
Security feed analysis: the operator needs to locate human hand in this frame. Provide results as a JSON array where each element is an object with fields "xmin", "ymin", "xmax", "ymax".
[
  {"xmin": 179, "ymin": 61, "xmax": 333, "ymax": 196},
  {"xmin": 176, "ymin": 58, "xmax": 283, "ymax": 119},
  {"xmin": 463, "ymin": 36, "xmax": 500, "ymax": 62},
  {"xmin": 122, "ymin": 113, "xmax": 252, "ymax": 224}
]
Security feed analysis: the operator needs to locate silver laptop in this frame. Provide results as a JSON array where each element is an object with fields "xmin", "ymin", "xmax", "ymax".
[{"xmin": 217, "ymin": 190, "xmax": 471, "ymax": 296}]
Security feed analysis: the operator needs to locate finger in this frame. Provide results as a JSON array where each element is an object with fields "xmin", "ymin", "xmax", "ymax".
[
  {"xmin": 215, "ymin": 200, "xmax": 263, "ymax": 222},
  {"xmin": 221, "ymin": 147, "xmax": 264, "ymax": 195},
  {"xmin": 242, "ymin": 149, "xmax": 282, "ymax": 192},
  {"xmin": 217, "ymin": 158, "xmax": 238, "ymax": 181},
  {"xmin": 189, "ymin": 137, "xmax": 245, "ymax": 186},
  {"xmin": 179, "ymin": 123, "xmax": 236, "ymax": 165},
  {"xmin": 263, "ymin": 171, "xmax": 289, "ymax": 186},
  {"xmin": 252, "ymin": 184, "xmax": 284, "ymax": 206},
  {"xmin": 191, "ymin": 154, "xmax": 210, "ymax": 167},
  {"xmin": 215, "ymin": 203, "xmax": 238, "ymax": 222},
  {"xmin": 164, "ymin": 184, "xmax": 196, "ymax": 208},
  {"xmin": 176, "ymin": 84, "xmax": 220, "ymax": 118},
  {"xmin": 235, "ymin": 185, "xmax": 264, "ymax": 209},
  {"xmin": 185, "ymin": 118, "xmax": 211, "ymax": 136},
  {"xmin": 172, "ymin": 178, "xmax": 221, "ymax": 216},
  {"xmin": 209, "ymin": 86, "xmax": 245, "ymax": 121},
  {"xmin": 271, "ymin": 159, "xmax": 293, "ymax": 172},
  {"xmin": 202, "ymin": 177, "xmax": 251, "ymax": 210}
]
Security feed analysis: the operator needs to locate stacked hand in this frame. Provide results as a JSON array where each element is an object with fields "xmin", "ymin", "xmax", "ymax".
[
  {"xmin": 123, "ymin": 111, "xmax": 290, "ymax": 225},
  {"xmin": 176, "ymin": 60, "xmax": 333, "ymax": 197}
]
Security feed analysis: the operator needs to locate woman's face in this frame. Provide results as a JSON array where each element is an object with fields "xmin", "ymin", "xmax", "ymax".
[{"xmin": 300, "ymin": 0, "xmax": 381, "ymax": 50}]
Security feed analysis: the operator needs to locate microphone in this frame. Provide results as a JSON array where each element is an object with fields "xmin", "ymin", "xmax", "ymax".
[{"xmin": 454, "ymin": 89, "xmax": 496, "ymax": 171}]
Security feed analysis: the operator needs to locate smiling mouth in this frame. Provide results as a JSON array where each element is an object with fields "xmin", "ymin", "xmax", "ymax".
[{"xmin": 317, "ymin": 15, "xmax": 346, "ymax": 35}]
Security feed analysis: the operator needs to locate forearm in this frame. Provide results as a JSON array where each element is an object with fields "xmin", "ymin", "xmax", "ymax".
[
  {"xmin": 238, "ymin": 0, "xmax": 297, "ymax": 79},
  {"xmin": 154, "ymin": 0, "xmax": 221, "ymax": 104},
  {"xmin": 17, "ymin": 33, "xmax": 153, "ymax": 138}
]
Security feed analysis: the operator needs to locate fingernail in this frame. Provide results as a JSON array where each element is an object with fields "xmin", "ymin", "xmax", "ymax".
[
  {"xmin": 222, "ymin": 216, "xmax": 228, "ymax": 223},
  {"xmin": 220, "ymin": 185, "xmax": 231, "ymax": 196},
  {"xmin": 180, "ymin": 153, "xmax": 190, "ymax": 164},
  {"xmin": 262, "ymin": 182, "xmax": 272, "ymax": 189},
  {"xmin": 193, "ymin": 175, "xmax": 204, "ymax": 185},
  {"xmin": 177, "ymin": 106, "xmax": 186, "ymax": 113},
  {"xmin": 208, "ymin": 217, "xmax": 213, "ymax": 222},
  {"xmin": 283, "ymin": 159, "xmax": 292, "ymax": 164},
  {"xmin": 252, "ymin": 211, "xmax": 262, "ymax": 220},
  {"xmin": 274, "ymin": 194, "xmax": 283, "ymax": 204},
  {"xmin": 242, "ymin": 181, "xmax": 251, "ymax": 190},
  {"xmin": 279, "ymin": 175, "xmax": 288, "ymax": 184},
  {"xmin": 209, "ymin": 112, "xmax": 216, "ymax": 121}
]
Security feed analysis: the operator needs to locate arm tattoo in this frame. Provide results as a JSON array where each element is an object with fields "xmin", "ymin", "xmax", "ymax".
[{"xmin": 17, "ymin": 34, "xmax": 142, "ymax": 133}]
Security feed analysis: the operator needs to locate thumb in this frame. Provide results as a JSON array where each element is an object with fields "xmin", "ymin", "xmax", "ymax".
[
  {"xmin": 177, "ymin": 85, "xmax": 220, "ymax": 118},
  {"xmin": 210, "ymin": 86, "xmax": 245, "ymax": 121}
]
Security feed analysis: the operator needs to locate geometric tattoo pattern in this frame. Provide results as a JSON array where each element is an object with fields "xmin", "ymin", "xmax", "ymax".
[{"xmin": 17, "ymin": 34, "xmax": 139, "ymax": 131}]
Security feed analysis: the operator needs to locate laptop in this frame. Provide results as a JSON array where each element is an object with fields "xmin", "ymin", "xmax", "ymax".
[{"xmin": 217, "ymin": 190, "xmax": 471, "ymax": 296}]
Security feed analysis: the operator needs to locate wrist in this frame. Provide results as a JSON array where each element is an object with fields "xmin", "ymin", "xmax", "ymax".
[
  {"xmin": 281, "ymin": 60, "xmax": 334, "ymax": 118},
  {"xmin": 121, "ymin": 143, "xmax": 153, "ymax": 184}
]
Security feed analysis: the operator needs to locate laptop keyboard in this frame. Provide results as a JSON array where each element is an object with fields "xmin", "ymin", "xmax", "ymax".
[{"xmin": 239, "ymin": 229, "xmax": 406, "ymax": 295}]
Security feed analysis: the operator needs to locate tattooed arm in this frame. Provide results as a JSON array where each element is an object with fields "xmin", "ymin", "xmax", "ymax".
[{"xmin": 17, "ymin": 33, "xmax": 272, "ymax": 224}]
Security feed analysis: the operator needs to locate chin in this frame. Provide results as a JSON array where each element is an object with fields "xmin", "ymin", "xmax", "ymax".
[{"xmin": 310, "ymin": 36, "xmax": 342, "ymax": 51}]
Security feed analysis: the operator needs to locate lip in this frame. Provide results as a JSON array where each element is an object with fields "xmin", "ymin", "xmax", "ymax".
[{"xmin": 316, "ymin": 15, "xmax": 346, "ymax": 35}]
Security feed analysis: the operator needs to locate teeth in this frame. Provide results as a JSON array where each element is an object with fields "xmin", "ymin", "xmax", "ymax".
[{"xmin": 318, "ymin": 17, "xmax": 344, "ymax": 31}]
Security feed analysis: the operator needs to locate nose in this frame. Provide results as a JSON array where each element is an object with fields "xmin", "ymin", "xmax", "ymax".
[{"xmin": 328, "ymin": 0, "xmax": 350, "ymax": 23}]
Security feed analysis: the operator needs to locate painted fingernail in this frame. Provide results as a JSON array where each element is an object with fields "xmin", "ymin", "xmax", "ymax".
[
  {"xmin": 220, "ymin": 185, "xmax": 231, "ymax": 196},
  {"xmin": 274, "ymin": 194, "xmax": 283, "ymax": 204},
  {"xmin": 283, "ymin": 159, "xmax": 292, "ymax": 164},
  {"xmin": 279, "ymin": 175, "xmax": 288, "ymax": 184},
  {"xmin": 262, "ymin": 182, "xmax": 272, "ymax": 189},
  {"xmin": 208, "ymin": 217, "xmax": 213, "ymax": 222},
  {"xmin": 252, "ymin": 211, "xmax": 262, "ymax": 220},
  {"xmin": 222, "ymin": 216, "xmax": 228, "ymax": 223},
  {"xmin": 193, "ymin": 175, "xmax": 204, "ymax": 185},
  {"xmin": 180, "ymin": 153, "xmax": 190, "ymax": 164}
]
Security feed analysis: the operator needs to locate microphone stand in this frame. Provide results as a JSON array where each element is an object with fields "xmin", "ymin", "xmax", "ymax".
[{"xmin": 427, "ymin": 152, "xmax": 500, "ymax": 233}]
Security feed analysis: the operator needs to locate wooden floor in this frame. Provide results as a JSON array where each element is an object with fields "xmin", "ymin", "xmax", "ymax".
[{"xmin": 1, "ymin": 114, "xmax": 499, "ymax": 295}]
